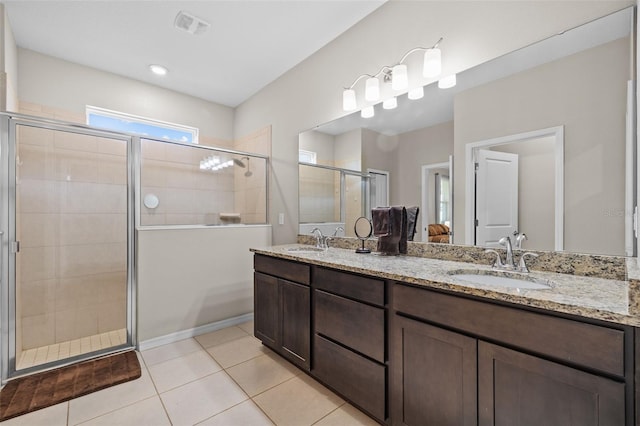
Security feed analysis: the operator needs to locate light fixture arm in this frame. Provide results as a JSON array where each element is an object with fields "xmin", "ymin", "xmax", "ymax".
[
  {"xmin": 345, "ymin": 65, "xmax": 393, "ymax": 90},
  {"xmin": 397, "ymin": 37, "xmax": 443, "ymax": 65},
  {"xmin": 344, "ymin": 37, "xmax": 443, "ymax": 89}
]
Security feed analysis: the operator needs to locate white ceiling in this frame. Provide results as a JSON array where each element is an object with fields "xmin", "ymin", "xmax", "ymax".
[{"xmin": 3, "ymin": 0, "xmax": 386, "ymax": 107}]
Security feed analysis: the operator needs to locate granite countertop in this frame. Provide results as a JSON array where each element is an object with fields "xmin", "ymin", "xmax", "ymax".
[{"xmin": 252, "ymin": 244, "xmax": 640, "ymax": 327}]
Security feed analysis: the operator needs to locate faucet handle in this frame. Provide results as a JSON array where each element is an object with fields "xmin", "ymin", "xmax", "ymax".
[
  {"xmin": 324, "ymin": 236, "xmax": 333, "ymax": 249},
  {"xmin": 517, "ymin": 252, "xmax": 538, "ymax": 273},
  {"xmin": 485, "ymin": 249, "xmax": 505, "ymax": 268}
]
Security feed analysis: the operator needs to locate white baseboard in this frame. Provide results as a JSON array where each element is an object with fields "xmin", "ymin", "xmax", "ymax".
[{"xmin": 137, "ymin": 313, "xmax": 254, "ymax": 351}]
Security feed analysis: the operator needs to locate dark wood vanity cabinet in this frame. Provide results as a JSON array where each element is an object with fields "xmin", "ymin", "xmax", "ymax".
[
  {"xmin": 478, "ymin": 341, "xmax": 625, "ymax": 425},
  {"xmin": 393, "ymin": 315, "xmax": 477, "ymax": 425},
  {"xmin": 392, "ymin": 283, "xmax": 631, "ymax": 426},
  {"xmin": 312, "ymin": 266, "xmax": 388, "ymax": 423},
  {"xmin": 254, "ymin": 253, "xmax": 636, "ymax": 425},
  {"xmin": 254, "ymin": 255, "xmax": 310, "ymax": 370}
]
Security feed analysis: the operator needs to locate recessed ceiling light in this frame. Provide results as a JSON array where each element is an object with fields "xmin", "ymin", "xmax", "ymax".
[{"xmin": 149, "ymin": 64, "xmax": 168, "ymax": 76}]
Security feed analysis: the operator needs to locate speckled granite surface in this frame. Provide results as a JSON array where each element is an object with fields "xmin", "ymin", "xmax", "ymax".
[
  {"xmin": 253, "ymin": 244, "xmax": 639, "ymax": 327},
  {"xmin": 298, "ymin": 235, "xmax": 627, "ymax": 281}
]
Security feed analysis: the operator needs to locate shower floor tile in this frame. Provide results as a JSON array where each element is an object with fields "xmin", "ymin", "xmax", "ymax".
[{"xmin": 17, "ymin": 328, "xmax": 127, "ymax": 370}]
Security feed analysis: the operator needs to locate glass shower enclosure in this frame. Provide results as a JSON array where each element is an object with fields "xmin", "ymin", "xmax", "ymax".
[{"xmin": 0, "ymin": 113, "xmax": 136, "ymax": 381}]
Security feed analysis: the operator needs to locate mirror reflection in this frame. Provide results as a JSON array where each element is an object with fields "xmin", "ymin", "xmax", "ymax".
[{"xmin": 298, "ymin": 7, "xmax": 634, "ymax": 256}]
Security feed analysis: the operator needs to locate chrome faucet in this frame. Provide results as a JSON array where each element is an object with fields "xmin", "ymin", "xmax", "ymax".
[
  {"xmin": 485, "ymin": 235, "xmax": 538, "ymax": 273},
  {"xmin": 333, "ymin": 226, "xmax": 345, "ymax": 237},
  {"xmin": 517, "ymin": 252, "xmax": 538, "ymax": 273},
  {"xmin": 311, "ymin": 228, "xmax": 328, "ymax": 249},
  {"xmin": 515, "ymin": 233, "xmax": 527, "ymax": 249},
  {"xmin": 499, "ymin": 236, "xmax": 515, "ymax": 269}
]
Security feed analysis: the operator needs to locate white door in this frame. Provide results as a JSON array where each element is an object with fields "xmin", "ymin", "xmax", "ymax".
[{"xmin": 475, "ymin": 149, "xmax": 519, "ymax": 247}]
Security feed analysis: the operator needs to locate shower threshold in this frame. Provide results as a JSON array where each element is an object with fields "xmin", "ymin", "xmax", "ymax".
[{"xmin": 17, "ymin": 329, "xmax": 127, "ymax": 371}]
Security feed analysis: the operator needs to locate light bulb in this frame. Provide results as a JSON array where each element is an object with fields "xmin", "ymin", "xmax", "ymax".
[
  {"xmin": 365, "ymin": 77, "xmax": 380, "ymax": 102},
  {"xmin": 342, "ymin": 89, "xmax": 357, "ymax": 111},
  {"xmin": 383, "ymin": 97, "xmax": 397, "ymax": 110},
  {"xmin": 423, "ymin": 48, "xmax": 441, "ymax": 78},
  {"xmin": 408, "ymin": 86, "xmax": 424, "ymax": 100},
  {"xmin": 361, "ymin": 106, "xmax": 375, "ymax": 118},
  {"xmin": 391, "ymin": 64, "xmax": 408, "ymax": 91},
  {"xmin": 438, "ymin": 74, "xmax": 457, "ymax": 89},
  {"xmin": 149, "ymin": 64, "xmax": 168, "ymax": 76}
]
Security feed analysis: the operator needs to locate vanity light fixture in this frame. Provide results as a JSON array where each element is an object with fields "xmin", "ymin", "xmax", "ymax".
[
  {"xmin": 342, "ymin": 37, "xmax": 443, "ymax": 111},
  {"xmin": 408, "ymin": 86, "xmax": 424, "ymax": 100},
  {"xmin": 365, "ymin": 77, "xmax": 380, "ymax": 101},
  {"xmin": 438, "ymin": 74, "xmax": 457, "ymax": 89},
  {"xmin": 343, "ymin": 89, "xmax": 357, "ymax": 111},
  {"xmin": 383, "ymin": 97, "xmax": 398, "ymax": 110},
  {"xmin": 361, "ymin": 106, "xmax": 375, "ymax": 118},
  {"xmin": 149, "ymin": 64, "xmax": 168, "ymax": 76},
  {"xmin": 391, "ymin": 64, "xmax": 408, "ymax": 91}
]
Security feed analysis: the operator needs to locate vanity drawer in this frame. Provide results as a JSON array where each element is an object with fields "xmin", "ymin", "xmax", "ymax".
[
  {"xmin": 393, "ymin": 284, "xmax": 625, "ymax": 377},
  {"xmin": 254, "ymin": 254, "xmax": 310, "ymax": 285},
  {"xmin": 313, "ymin": 334, "xmax": 386, "ymax": 422},
  {"xmin": 314, "ymin": 267, "xmax": 385, "ymax": 306},
  {"xmin": 315, "ymin": 290, "xmax": 385, "ymax": 363}
]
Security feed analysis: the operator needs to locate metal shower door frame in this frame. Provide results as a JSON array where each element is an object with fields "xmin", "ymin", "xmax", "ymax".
[{"xmin": 0, "ymin": 113, "xmax": 138, "ymax": 383}]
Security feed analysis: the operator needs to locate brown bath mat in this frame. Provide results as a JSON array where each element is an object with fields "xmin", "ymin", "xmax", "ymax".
[{"xmin": 0, "ymin": 350, "xmax": 141, "ymax": 421}]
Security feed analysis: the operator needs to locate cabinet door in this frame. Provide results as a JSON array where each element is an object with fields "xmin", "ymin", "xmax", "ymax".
[
  {"xmin": 254, "ymin": 272, "xmax": 278, "ymax": 348},
  {"xmin": 280, "ymin": 279, "xmax": 310, "ymax": 370},
  {"xmin": 478, "ymin": 341, "xmax": 625, "ymax": 426},
  {"xmin": 392, "ymin": 316, "xmax": 477, "ymax": 426}
]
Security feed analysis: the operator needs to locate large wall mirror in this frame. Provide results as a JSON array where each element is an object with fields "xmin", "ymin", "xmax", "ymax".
[{"xmin": 298, "ymin": 6, "xmax": 635, "ymax": 256}]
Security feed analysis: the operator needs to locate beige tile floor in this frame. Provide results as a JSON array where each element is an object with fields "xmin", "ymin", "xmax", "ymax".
[
  {"xmin": 17, "ymin": 329, "xmax": 128, "ymax": 370},
  {"xmin": 4, "ymin": 321, "xmax": 378, "ymax": 426}
]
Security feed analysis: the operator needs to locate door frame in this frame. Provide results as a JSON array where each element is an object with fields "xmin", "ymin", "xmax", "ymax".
[
  {"xmin": 464, "ymin": 126, "xmax": 564, "ymax": 250},
  {"xmin": 421, "ymin": 158, "xmax": 452, "ymax": 243},
  {"xmin": 367, "ymin": 168, "xmax": 390, "ymax": 209}
]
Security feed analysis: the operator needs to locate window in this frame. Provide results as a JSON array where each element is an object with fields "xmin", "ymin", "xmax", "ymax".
[
  {"xmin": 298, "ymin": 149, "xmax": 317, "ymax": 164},
  {"xmin": 86, "ymin": 106, "xmax": 199, "ymax": 143}
]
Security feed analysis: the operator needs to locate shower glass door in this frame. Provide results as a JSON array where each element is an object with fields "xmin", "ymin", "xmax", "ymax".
[{"xmin": 4, "ymin": 116, "xmax": 135, "ymax": 378}]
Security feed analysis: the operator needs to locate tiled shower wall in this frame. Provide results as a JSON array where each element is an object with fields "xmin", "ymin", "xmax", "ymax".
[{"xmin": 140, "ymin": 120, "xmax": 270, "ymax": 227}]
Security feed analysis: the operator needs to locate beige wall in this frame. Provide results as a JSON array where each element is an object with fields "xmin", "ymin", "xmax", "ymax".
[
  {"xmin": 394, "ymin": 122, "xmax": 454, "ymax": 240},
  {"xmin": 234, "ymin": 0, "xmax": 631, "ymax": 246},
  {"xmin": 1, "ymin": 4, "xmax": 17, "ymax": 111},
  {"xmin": 454, "ymin": 37, "xmax": 630, "ymax": 255},
  {"xmin": 362, "ymin": 128, "xmax": 397, "ymax": 175},
  {"xmin": 137, "ymin": 225, "xmax": 271, "ymax": 341},
  {"xmin": 18, "ymin": 49, "xmax": 234, "ymax": 141},
  {"xmin": 298, "ymin": 130, "xmax": 335, "ymax": 165}
]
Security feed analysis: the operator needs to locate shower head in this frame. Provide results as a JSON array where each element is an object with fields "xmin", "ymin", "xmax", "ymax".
[
  {"xmin": 232, "ymin": 158, "xmax": 246, "ymax": 168},
  {"xmin": 243, "ymin": 156, "xmax": 252, "ymax": 177}
]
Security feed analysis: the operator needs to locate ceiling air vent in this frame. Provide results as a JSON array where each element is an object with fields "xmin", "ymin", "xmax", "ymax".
[{"xmin": 174, "ymin": 11, "xmax": 210, "ymax": 36}]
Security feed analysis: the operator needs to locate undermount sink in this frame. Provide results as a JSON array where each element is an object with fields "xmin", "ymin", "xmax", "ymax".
[
  {"xmin": 286, "ymin": 246, "xmax": 325, "ymax": 253},
  {"xmin": 448, "ymin": 269, "xmax": 552, "ymax": 290}
]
